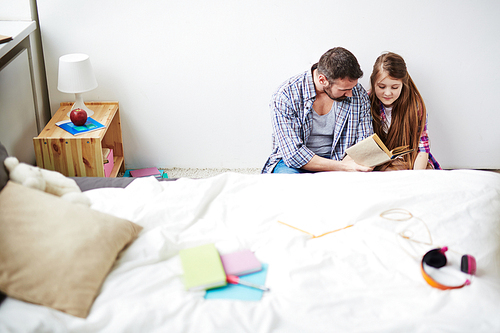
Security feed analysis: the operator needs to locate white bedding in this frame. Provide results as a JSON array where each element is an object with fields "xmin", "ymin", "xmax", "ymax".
[{"xmin": 1, "ymin": 170, "xmax": 500, "ymax": 332}]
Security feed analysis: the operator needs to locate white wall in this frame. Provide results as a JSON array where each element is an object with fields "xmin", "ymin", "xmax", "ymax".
[
  {"xmin": 0, "ymin": 0, "xmax": 31, "ymax": 20},
  {"xmin": 36, "ymin": 0, "xmax": 500, "ymax": 169}
]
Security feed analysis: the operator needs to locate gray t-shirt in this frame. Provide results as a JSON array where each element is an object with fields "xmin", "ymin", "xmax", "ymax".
[{"xmin": 306, "ymin": 103, "xmax": 337, "ymax": 157}]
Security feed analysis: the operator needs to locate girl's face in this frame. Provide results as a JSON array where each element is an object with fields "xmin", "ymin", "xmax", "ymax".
[{"xmin": 374, "ymin": 73, "xmax": 403, "ymax": 107}]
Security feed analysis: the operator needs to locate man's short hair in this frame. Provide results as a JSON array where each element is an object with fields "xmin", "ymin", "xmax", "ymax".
[{"xmin": 317, "ymin": 47, "xmax": 363, "ymax": 83}]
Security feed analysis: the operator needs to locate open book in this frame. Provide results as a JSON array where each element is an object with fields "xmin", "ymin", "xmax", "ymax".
[{"xmin": 345, "ymin": 134, "xmax": 413, "ymax": 167}]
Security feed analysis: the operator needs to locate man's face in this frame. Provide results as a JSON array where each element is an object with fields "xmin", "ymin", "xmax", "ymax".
[{"xmin": 323, "ymin": 77, "xmax": 358, "ymax": 102}]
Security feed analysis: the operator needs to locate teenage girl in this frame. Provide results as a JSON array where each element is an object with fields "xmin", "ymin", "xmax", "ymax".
[{"xmin": 369, "ymin": 52, "xmax": 440, "ymax": 170}]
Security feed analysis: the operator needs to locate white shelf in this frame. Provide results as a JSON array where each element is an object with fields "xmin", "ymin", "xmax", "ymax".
[{"xmin": 0, "ymin": 20, "xmax": 36, "ymax": 60}]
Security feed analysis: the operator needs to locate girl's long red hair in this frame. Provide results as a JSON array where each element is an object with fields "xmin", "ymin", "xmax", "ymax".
[{"xmin": 369, "ymin": 53, "xmax": 426, "ymax": 169}]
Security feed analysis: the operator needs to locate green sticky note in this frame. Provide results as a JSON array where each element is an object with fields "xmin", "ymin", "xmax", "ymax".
[{"xmin": 179, "ymin": 243, "xmax": 227, "ymax": 291}]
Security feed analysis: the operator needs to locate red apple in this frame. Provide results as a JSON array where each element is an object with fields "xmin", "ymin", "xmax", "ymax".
[{"xmin": 70, "ymin": 108, "xmax": 88, "ymax": 126}]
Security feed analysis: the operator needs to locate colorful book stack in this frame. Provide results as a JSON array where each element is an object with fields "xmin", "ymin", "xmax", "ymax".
[
  {"xmin": 179, "ymin": 244, "xmax": 269, "ymax": 300},
  {"xmin": 205, "ymin": 249, "xmax": 269, "ymax": 300}
]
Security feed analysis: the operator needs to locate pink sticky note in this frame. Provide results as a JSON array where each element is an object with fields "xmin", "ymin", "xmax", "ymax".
[
  {"xmin": 130, "ymin": 167, "xmax": 161, "ymax": 177},
  {"xmin": 220, "ymin": 249, "xmax": 262, "ymax": 276}
]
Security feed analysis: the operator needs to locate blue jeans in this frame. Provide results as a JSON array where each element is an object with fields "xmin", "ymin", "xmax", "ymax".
[{"xmin": 272, "ymin": 159, "xmax": 313, "ymax": 174}]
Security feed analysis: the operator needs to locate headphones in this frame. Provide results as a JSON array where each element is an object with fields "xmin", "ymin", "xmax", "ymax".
[{"xmin": 421, "ymin": 247, "xmax": 477, "ymax": 290}]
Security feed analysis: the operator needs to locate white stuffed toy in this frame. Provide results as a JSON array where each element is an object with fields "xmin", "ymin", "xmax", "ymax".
[{"xmin": 4, "ymin": 156, "xmax": 91, "ymax": 206}]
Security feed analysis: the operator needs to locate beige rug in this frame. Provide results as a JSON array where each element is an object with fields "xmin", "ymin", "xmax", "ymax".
[{"xmin": 160, "ymin": 167, "xmax": 261, "ymax": 179}]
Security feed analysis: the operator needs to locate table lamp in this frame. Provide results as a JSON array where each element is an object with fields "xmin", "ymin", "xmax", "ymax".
[{"xmin": 57, "ymin": 53, "xmax": 98, "ymax": 117}]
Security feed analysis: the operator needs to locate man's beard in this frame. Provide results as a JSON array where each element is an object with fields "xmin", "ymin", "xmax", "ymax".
[{"xmin": 323, "ymin": 88, "xmax": 347, "ymax": 102}]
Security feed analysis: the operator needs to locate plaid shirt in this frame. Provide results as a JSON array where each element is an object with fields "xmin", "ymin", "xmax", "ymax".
[{"xmin": 262, "ymin": 68, "xmax": 373, "ymax": 173}]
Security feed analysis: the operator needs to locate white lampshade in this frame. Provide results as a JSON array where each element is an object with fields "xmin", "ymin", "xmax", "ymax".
[
  {"xmin": 57, "ymin": 53, "xmax": 98, "ymax": 116},
  {"xmin": 58, "ymin": 53, "xmax": 97, "ymax": 93}
]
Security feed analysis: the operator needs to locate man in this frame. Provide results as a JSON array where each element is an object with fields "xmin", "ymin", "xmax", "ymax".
[{"xmin": 262, "ymin": 47, "xmax": 374, "ymax": 174}]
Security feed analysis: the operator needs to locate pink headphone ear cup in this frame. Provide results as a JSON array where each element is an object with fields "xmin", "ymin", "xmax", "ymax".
[{"xmin": 461, "ymin": 255, "xmax": 477, "ymax": 275}]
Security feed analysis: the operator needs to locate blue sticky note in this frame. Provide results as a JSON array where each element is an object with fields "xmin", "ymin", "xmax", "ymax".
[{"xmin": 205, "ymin": 264, "xmax": 269, "ymax": 301}]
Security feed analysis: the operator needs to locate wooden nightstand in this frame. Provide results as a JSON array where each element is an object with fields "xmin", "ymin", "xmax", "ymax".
[{"xmin": 33, "ymin": 101, "xmax": 125, "ymax": 177}]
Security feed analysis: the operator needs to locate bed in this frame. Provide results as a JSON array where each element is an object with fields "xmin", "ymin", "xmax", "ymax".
[{"xmin": 1, "ymin": 142, "xmax": 500, "ymax": 332}]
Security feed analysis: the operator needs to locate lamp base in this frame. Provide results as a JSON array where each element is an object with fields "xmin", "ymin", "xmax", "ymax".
[{"xmin": 66, "ymin": 93, "xmax": 95, "ymax": 117}]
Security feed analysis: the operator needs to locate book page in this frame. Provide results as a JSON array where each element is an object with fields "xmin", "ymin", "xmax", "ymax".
[
  {"xmin": 371, "ymin": 133, "xmax": 392, "ymax": 156},
  {"xmin": 390, "ymin": 146, "xmax": 413, "ymax": 158},
  {"xmin": 346, "ymin": 135, "xmax": 391, "ymax": 167}
]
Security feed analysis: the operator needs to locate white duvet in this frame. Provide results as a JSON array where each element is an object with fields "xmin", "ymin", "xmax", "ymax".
[{"xmin": 1, "ymin": 170, "xmax": 500, "ymax": 332}]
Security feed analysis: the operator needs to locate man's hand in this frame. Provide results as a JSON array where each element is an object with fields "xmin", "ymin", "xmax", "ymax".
[
  {"xmin": 340, "ymin": 155, "xmax": 373, "ymax": 172},
  {"xmin": 301, "ymin": 155, "xmax": 373, "ymax": 172}
]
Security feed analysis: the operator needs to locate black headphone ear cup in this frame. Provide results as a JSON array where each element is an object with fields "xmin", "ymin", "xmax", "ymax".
[{"xmin": 423, "ymin": 249, "xmax": 447, "ymax": 268}]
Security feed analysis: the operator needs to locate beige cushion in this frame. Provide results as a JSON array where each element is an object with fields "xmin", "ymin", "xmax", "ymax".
[{"xmin": 0, "ymin": 181, "xmax": 143, "ymax": 318}]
